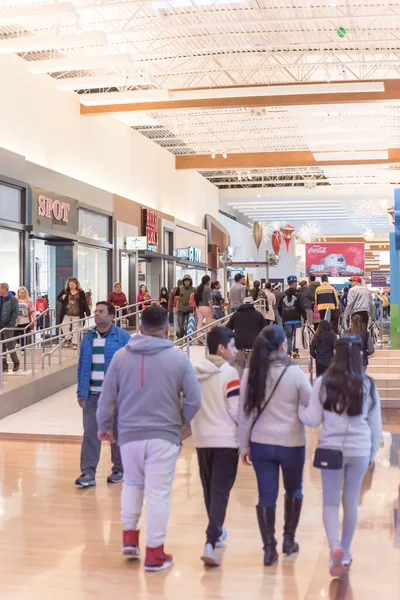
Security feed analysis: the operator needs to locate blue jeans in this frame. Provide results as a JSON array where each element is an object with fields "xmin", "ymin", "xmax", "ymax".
[
  {"xmin": 274, "ymin": 307, "xmax": 283, "ymax": 328},
  {"xmin": 250, "ymin": 442, "xmax": 305, "ymax": 508},
  {"xmin": 283, "ymin": 323, "xmax": 301, "ymax": 355}
]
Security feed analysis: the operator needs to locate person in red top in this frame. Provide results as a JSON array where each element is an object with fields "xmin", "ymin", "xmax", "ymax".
[{"xmin": 108, "ymin": 282, "xmax": 128, "ymax": 310}]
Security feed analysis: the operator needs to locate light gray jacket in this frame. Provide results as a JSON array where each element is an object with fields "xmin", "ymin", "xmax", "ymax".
[
  {"xmin": 299, "ymin": 376, "xmax": 382, "ymax": 461},
  {"xmin": 97, "ymin": 334, "xmax": 201, "ymax": 446},
  {"xmin": 344, "ymin": 284, "xmax": 375, "ymax": 320},
  {"xmin": 239, "ymin": 355, "xmax": 312, "ymax": 454}
]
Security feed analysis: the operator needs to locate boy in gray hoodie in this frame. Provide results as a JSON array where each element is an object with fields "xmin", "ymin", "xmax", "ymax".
[{"xmin": 97, "ymin": 305, "xmax": 201, "ymax": 572}]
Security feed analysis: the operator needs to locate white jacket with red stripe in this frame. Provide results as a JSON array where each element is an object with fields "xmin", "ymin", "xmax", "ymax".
[{"xmin": 192, "ymin": 355, "xmax": 240, "ymax": 448}]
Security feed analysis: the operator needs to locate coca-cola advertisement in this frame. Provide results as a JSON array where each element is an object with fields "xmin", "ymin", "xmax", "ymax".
[{"xmin": 306, "ymin": 243, "xmax": 365, "ymax": 277}]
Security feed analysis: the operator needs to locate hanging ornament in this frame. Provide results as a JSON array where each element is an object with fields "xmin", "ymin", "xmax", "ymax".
[
  {"xmin": 252, "ymin": 221, "xmax": 263, "ymax": 251},
  {"xmin": 280, "ymin": 223, "xmax": 295, "ymax": 252},
  {"xmin": 388, "ymin": 206, "xmax": 395, "ymax": 226},
  {"xmin": 271, "ymin": 230, "xmax": 282, "ymax": 255},
  {"xmin": 337, "ymin": 26, "xmax": 346, "ymax": 38}
]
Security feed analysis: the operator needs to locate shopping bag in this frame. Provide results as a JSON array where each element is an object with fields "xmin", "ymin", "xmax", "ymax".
[
  {"xmin": 295, "ymin": 326, "xmax": 303, "ymax": 350},
  {"xmin": 369, "ymin": 321, "xmax": 380, "ymax": 344},
  {"xmin": 187, "ymin": 312, "xmax": 198, "ymax": 338},
  {"xmin": 302, "ymin": 323, "xmax": 314, "ymax": 350}
]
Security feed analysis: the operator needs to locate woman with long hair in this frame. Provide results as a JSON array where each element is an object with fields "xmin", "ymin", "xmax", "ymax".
[
  {"xmin": 250, "ymin": 280, "xmax": 266, "ymax": 302},
  {"xmin": 15, "ymin": 286, "xmax": 35, "ymax": 351},
  {"xmin": 195, "ymin": 275, "xmax": 213, "ymax": 331},
  {"xmin": 137, "ymin": 284, "xmax": 152, "ymax": 311},
  {"xmin": 211, "ymin": 281, "xmax": 225, "ymax": 320},
  {"xmin": 300, "ymin": 334, "xmax": 382, "ymax": 578},
  {"xmin": 239, "ymin": 326, "xmax": 312, "ymax": 566},
  {"xmin": 310, "ymin": 320, "xmax": 336, "ymax": 377},
  {"xmin": 57, "ymin": 277, "xmax": 90, "ymax": 349},
  {"xmin": 159, "ymin": 287, "xmax": 169, "ymax": 311},
  {"xmin": 264, "ymin": 282, "xmax": 276, "ymax": 325},
  {"xmin": 347, "ymin": 314, "xmax": 374, "ymax": 370}
]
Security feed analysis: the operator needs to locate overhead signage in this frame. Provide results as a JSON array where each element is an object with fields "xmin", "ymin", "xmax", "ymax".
[
  {"xmin": 370, "ymin": 270, "xmax": 390, "ymax": 288},
  {"xmin": 126, "ymin": 236, "xmax": 148, "ymax": 251},
  {"xmin": 175, "ymin": 247, "xmax": 202, "ymax": 263},
  {"xmin": 142, "ymin": 208, "xmax": 158, "ymax": 252},
  {"xmin": 306, "ymin": 242, "xmax": 365, "ymax": 277},
  {"xmin": 31, "ymin": 187, "xmax": 78, "ymax": 234}
]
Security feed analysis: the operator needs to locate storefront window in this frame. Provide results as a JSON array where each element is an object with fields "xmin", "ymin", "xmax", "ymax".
[
  {"xmin": 78, "ymin": 246, "xmax": 109, "ymax": 307},
  {"xmin": 79, "ymin": 209, "xmax": 110, "ymax": 242},
  {"xmin": 0, "ymin": 228, "xmax": 20, "ymax": 292},
  {"xmin": 175, "ymin": 265, "xmax": 205, "ymax": 288},
  {"xmin": 0, "ymin": 183, "xmax": 21, "ymax": 222}
]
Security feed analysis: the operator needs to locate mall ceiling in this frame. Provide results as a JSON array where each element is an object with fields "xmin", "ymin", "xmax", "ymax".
[{"xmin": 2, "ymin": 0, "xmax": 400, "ymax": 231}]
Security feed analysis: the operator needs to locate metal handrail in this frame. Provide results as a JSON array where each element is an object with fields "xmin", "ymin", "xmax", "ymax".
[
  {"xmin": 115, "ymin": 299, "xmax": 158, "ymax": 316},
  {"xmin": 24, "ymin": 307, "xmax": 54, "ymax": 331}
]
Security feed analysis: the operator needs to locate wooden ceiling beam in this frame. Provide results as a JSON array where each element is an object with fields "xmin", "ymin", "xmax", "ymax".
[
  {"xmin": 175, "ymin": 149, "xmax": 400, "ymax": 170},
  {"xmin": 80, "ymin": 79, "xmax": 400, "ymax": 116}
]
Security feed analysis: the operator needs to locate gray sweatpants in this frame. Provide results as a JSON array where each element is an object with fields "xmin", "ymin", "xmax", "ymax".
[
  {"xmin": 80, "ymin": 393, "xmax": 123, "ymax": 477},
  {"xmin": 322, "ymin": 455, "xmax": 370, "ymax": 557}
]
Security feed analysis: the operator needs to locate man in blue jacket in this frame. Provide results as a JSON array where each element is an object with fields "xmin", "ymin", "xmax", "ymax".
[{"xmin": 75, "ymin": 301, "xmax": 131, "ymax": 487}]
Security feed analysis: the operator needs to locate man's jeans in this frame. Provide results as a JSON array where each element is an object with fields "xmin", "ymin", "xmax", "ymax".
[
  {"xmin": 80, "ymin": 393, "xmax": 122, "ymax": 476},
  {"xmin": 284, "ymin": 323, "xmax": 301, "ymax": 355},
  {"xmin": 178, "ymin": 311, "xmax": 191, "ymax": 338},
  {"xmin": 1, "ymin": 330, "xmax": 19, "ymax": 369}
]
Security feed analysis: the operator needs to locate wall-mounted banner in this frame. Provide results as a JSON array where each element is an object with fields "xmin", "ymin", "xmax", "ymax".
[
  {"xmin": 175, "ymin": 247, "xmax": 202, "ymax": 262},
  {"xmin": 370, "ymin": 270, "xmax": 390, "ymax": 288},
  {"xmin": 142, "ymin": 208, "xmax": 158, "ymax": 251},
  {"xmin": 126, "ymin": 236, "xmax": 147, "ymax": 251},
  {"xmin": 306, "ymin": 242, "xmax": 365, "ymax": 277}
]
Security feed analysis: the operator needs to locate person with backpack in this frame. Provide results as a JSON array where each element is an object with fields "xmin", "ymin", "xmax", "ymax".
[
  {"xmin": 211, "ymin": 281, "xmax": 225, "ymax": 320},
  {"xmin": 299, "ymin": 334, "xmax": 382, "ymax": 578},
  {"xmin": 310, "ymin": 320, "xmax": 336, "ymax": 377},
  {"xmin": 192, "ymin": 327, "xmax": 240, "ymax": 567},
  {"xmin": 278, "ymin": 276, "xmax": 307, "ymax": 358},
  {"xmin": 175, "ymin": 275, "xmax": 195, "ymax": 338},
  {"xmin": 315, "ymin": 275, "xmax": 340, "ymax": 335},
  {"xmin": 239, "ymin": 326, "xmax": 312, "ymax": 567},
  {"xmin": 195, "ymin": 275, "xmax": 214, "ymax": 332},
  {"xmin": 227, "ymin": 297, "xmax": 267, "ymax": 378},
  {"xmin": 346, "ymin": 314, "xmax": 374, "ymax": 371}
]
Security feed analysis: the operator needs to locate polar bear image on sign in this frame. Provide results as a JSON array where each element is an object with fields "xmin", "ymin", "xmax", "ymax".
[{"xmin": 308, "ymin": 253, "xmax": 363, "ymax": 276}]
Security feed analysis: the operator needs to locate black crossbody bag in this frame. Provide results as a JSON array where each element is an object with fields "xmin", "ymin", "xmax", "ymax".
[
  {"xmin": 250, "ymin": 366, "xmax": 289, "ymax": 435},
  {"xmin": 313, "ymin": 416, "xmax": 350, "ymax": 470}
]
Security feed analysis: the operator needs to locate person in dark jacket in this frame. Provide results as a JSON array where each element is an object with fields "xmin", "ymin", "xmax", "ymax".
[
  {"xmin": 310, "ymin": 320, "xmax": 336, "ymax": 377},
  {"xmin": 175, "ymin": 275, "xmax": 195, "ymax": 338},
  {"xmin": 76, "ymin": 301, "xmax": 131, "ymax": 487},
  {"xmin": 346, "ymin": 314, "xmax": 374, "ymax": 371},
  {"xmin": 298, "ymin": 280, "xmax": 315, "ymax": 323},
  {"xmin": 227, "ymin": 297, "xmax": 266, "ymax": 378},
  {"xmin": 308, "ymin": 275, "xmax": 320, "ymax": 300},
  {"xmin": 278, "ymin": 276, "xmax": 307, "ymax": 358},
  {"xmin": 0, "ymin": 282, "xmax": 19, "ymax": 372},
  {"xmin": 57, "ymin": 277, "xmax": 91, "ymax": 349}
]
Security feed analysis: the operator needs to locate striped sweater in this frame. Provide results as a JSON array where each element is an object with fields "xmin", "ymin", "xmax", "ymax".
[
  {"xmin": 90, "ymin": 329, "xmax": 108, "ymax": 393},
  {"xmin": 191, "ymin": 355, "xmax": 241, "ymax": 448}
]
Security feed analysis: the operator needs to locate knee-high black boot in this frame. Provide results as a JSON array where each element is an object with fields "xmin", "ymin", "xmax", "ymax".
[
  {"xmin": 282, "ymin": 495, "xmax": 303, "ymax": 555},
  {"xmin": 256, "ymin": 506, "xmax": 278, "ymax": 566}
]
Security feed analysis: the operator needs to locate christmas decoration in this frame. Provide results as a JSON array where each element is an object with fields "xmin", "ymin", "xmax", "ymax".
[
  {"xmin": 271, "ymin": 230, "xmax": 282, "ymax": 255},
  {"xmin": 252, "ymin": 221, "xmax": 263, "ymax": 251},
  {"xmin": 388, "ymin": 206, "xmax": 395, "ymax": 225},
  {"xmin": 337, "ymin": 26, "xmax": 346, "ymax": 38},
  {"xmin": 297, "ymin": 221, "xmax": 325, "ymax": 244},
  {"xmin": 266, "ymin": 252, "xmax": 279, "ymax": 267},
  {"xmin": 280, "ymin": 223, "xmax": 295, "ymax": 252},
  {"xmin": 363, "ymin": 227, "xmax": 375, "ymax": 241}
]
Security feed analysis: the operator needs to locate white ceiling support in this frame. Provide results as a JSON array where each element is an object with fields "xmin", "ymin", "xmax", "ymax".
[
  {"xmin": 0, "ymin": 32, "xmax": 107, "ymax": 55},
  {"xmin": 26, "ymin": 54, "xmax": 136, "ymax": 74},
  {"xmin": 0, "ymin": 2, "xmax": 76, "ymax": 27},
  {"xmin": 55, "ymin": 72, "xmax": 157, "ymax": 91}
]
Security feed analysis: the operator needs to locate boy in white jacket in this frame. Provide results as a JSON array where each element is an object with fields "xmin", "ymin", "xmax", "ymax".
[{"xmin": 192, "ymin": 327, "xmax": 240, "ymax": 567}]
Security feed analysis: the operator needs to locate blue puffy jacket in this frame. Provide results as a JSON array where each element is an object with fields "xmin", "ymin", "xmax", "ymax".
[{"xmin": 77, "ymin": 325, "xmax": 131, "ymax": 400}]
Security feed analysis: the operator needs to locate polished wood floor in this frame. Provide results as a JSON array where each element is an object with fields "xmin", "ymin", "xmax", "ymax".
[{"xmin": 0, "ymin": 428, "xmax": 399, "ymax": 600}]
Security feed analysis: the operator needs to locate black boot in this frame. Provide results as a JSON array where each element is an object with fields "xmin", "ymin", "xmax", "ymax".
[
  {"xmin": 282, "ymin": 495, "xmax": 303, "ymax": 555},
  {"xmin": 256, "ymin": 506, "xmax": 278, "ymax": 566}
]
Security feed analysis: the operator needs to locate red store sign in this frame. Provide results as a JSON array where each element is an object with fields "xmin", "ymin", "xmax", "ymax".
[
  {"xmin": 142, "ymin": 208, "xmax": 159, "ymax": 248},
  {"xmin": 37, "ymin": 195, "xmax": 71, "ymax": 223}
]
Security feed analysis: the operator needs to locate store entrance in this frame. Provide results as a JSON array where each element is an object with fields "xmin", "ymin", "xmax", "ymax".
[
  {"xmin": 120, "ymin": 250, "xmax": 137, "ymax": 306},
  {"xmin": 30, "ymin": 238, "xmax": 74, "ymax": 318}
]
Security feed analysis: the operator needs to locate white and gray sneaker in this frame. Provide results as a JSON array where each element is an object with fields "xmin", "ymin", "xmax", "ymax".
[
  {"xmin": 75, "ymin": 473, "xmax": 96, "ymax": 487},
  {"xmin": 201, "ymin": 543, "xmax": 220, "ymax": 567},
  {"xmin": 342, "ymin": 552, "xmax": 353, "ymax": 568},
  {"xmin": 215, "ymin": 527, "xmax": 227, "ymax": 548}
]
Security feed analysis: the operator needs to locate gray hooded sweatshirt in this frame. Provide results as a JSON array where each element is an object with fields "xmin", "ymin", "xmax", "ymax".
[{"xmin": 97, "ymin": 334, "xmax": 201, "ymax": 446}]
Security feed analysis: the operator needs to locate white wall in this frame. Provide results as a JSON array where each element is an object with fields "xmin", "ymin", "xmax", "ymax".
[
  {"xmin": 218, "ymin": 213, "xmax": 298, "ymax": 283},
  {"xmin": 0, "ymin": 54, "xmax": 219, "ymax": 227}
]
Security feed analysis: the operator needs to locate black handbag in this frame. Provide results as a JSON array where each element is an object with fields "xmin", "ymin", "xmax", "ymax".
[{"xmin": 313, "ymin": 447, "xmax": 343, "ymax": 470}]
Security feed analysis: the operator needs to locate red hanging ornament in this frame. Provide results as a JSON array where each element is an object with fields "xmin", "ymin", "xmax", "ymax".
[
  {"xmin": 271, "ymin": 230, "xmax": 281, "ymax": 255},
  {"xmin": 280, "ymin": 223, "xmax": 295, "ymax": 252},
  {"xmin": 388, "ymin": 207, "xmax": 395, "ymax": 226}
]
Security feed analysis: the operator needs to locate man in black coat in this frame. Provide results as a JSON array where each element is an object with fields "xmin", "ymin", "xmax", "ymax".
[{"xmin": 227, "ymin": 297, "xmax": 266, "ymax": 378}]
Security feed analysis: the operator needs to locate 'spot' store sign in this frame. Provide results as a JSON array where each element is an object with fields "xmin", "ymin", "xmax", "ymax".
[{"xmin": 31, "ymin": 188, "xmax": 79, "ymax": 234}]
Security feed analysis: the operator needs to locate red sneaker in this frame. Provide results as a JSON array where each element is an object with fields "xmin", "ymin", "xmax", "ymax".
[
  {"xmin": 144, "ymin": 545, "xmax": 174, "ymax": 572},
  {"xmin": 123, "ymin": 530, "xmax": 140, "ymax": 558}
]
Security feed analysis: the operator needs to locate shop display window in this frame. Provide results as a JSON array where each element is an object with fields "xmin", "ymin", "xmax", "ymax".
[
  {"xmin": 78, "ymin": 246, "xmax": 109, "ymax": 307},
  {"xmin": 0, "ymin": 183, "xmax": 21, "ymax": 222},
  {"xmin": 0, "ymin": 228, "xmax": 20, "ymax": 292},
  {"xmin": 79, "ymin": 209, "xmax": 110, "ymax": 243}
]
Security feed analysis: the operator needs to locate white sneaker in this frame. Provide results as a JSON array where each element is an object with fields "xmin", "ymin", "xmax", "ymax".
[
  {"xmin": 215, "ymin": 527, "xmax": 227, "ymax": 548},
  {"xmin": 201, "ymin": 543, "xmax": 220, "ymax": 567},
  {"xmin": 342, "ymin": 552, "xmax": 353, "ymax": 568},
  {"xmin": 329, "ymin": 548, "xmax": 345, "ymax": 578}
]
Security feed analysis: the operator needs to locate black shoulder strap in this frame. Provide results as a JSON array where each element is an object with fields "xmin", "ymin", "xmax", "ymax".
[{"xmin": 250, "ymin": 365, "xmax": 290, "ymax": 434}]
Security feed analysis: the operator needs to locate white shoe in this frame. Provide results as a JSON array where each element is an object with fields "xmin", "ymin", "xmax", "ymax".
[
  {"xmin": 201, "ymin": 543, "xmax": 220, "ymax": 567},
  {"xmin": 329, "ymin": 548, "xmax": 345, "ymax": 578},
  {"xmin": 342, "ymin": 552, "xmax": 353, "ymax": 568},
  {"xmin": 215, "ymin": 527, "xmax": 227, "ymax": 548}
]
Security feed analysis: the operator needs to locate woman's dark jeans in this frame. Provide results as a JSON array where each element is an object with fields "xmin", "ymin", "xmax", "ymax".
[{"xmin": 250, "ymin": 442, "xmax": 306, "ymax": 507}]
